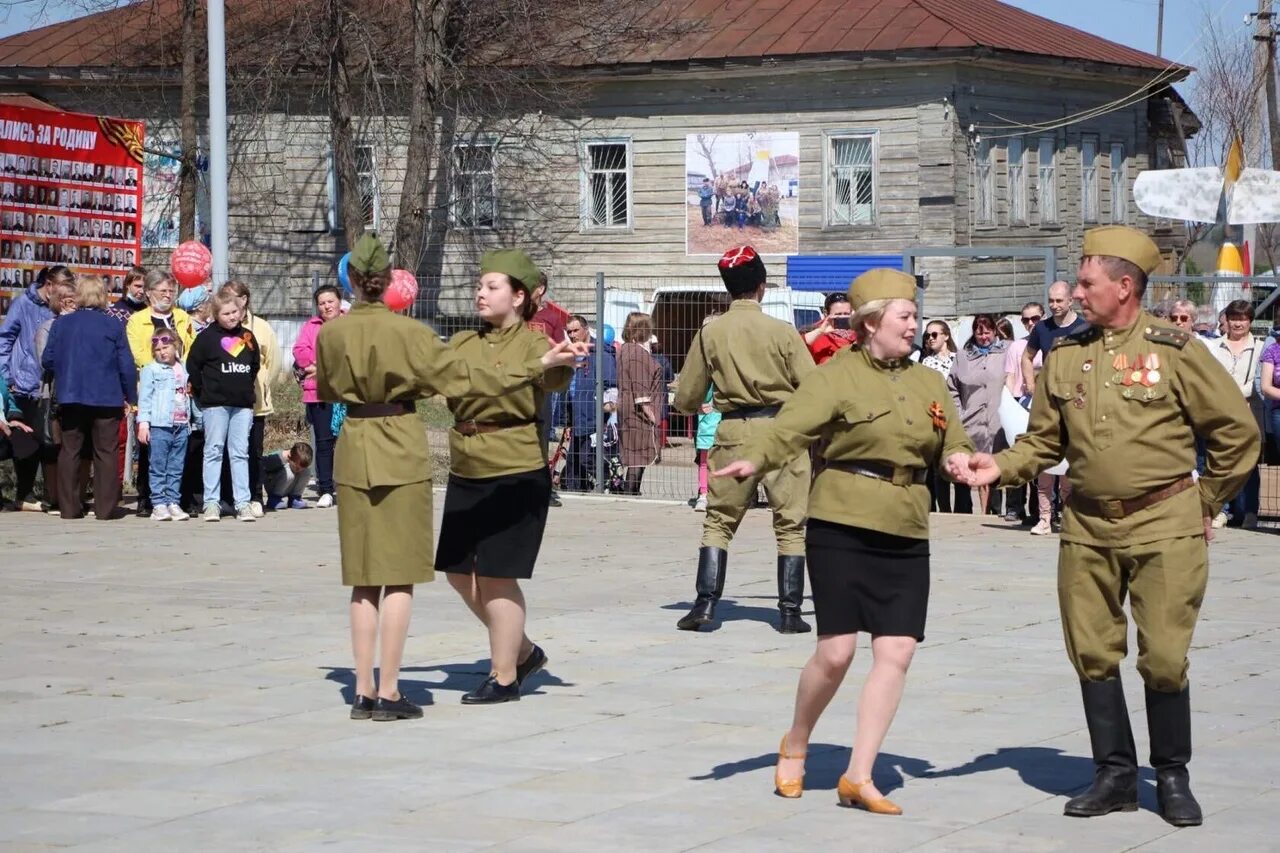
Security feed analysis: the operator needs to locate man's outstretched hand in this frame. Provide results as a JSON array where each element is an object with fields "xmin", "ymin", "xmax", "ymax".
[{"xmin": 713, "ymin": 459, "xmax": 757, "ymax": 479}]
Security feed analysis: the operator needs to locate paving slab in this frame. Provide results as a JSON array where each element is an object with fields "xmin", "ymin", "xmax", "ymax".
[{"xmin": 0, "ymin": 499, "xmax": 1276, "ymax": 851}]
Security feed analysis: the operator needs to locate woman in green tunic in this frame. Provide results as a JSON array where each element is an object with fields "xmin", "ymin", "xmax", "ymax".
[{"xmin": 315, "ymin": 235, "xmax": 582, "ymax": 722}]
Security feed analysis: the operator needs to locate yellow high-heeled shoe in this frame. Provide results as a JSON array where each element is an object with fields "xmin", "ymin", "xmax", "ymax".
[
  {"xmin": 837, "ymin": 776, "xmax": 903, "ymax": 815},
  {"xmin": 774, "ymin": 736, "xmax": 805, "ymax": 798}
]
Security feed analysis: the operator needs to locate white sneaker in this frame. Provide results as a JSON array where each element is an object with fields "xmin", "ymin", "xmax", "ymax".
[
  {"xmin": 1211, "ymin": 511, "xmax": 1228, "ymax": 530},
  {"xmin": 202, "ymin": 504, "xmax": 221, "ymax": 522},
  {"xmin": 1242, "ymin": 512, "xmax": 1259, "ymax": 530},
  {"xmin": 1030, "ymin": 519, "xmax": 1052, "ymax": 536},
  {"xmin": 150, "ymin": 505, "xmax": 172, "ymax": 521},
  {"xmin": 316, "ymin": 493, "xmax": 334, "ymax": 508},
  {"xmin": 236, "ymin": 505, "xmax": 257, "ymax": 522},
  {"xmin": 693, "ymin": 494, "xmax": 707, "ymax": 512},
  {"xmin": 168, "ymin": 503, "xmax": 189, "ymax": 521},
  {"xmin": 249, "ymin": 501, "xmax": 265, "ymax": 519}
]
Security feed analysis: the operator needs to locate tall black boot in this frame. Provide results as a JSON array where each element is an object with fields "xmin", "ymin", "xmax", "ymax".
[
  {"xmin": 776, "ymin": 555, "xmax": 811, "ymax": 634},
  {"xmin": 676, "ymin": 547, "xmax": 726, "ymax": 631},
  {"xmin": 1147, "ymin": 685, "xmax": 1202, "ymax": 827},
  {"xmin": 1064, "ymin": 678, "xmax": 1139, "ymax": 817}
]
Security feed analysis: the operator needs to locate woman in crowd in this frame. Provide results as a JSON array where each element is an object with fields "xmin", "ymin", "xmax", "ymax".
[
  {"xmin": 920, "ymin": 319, "xmax": 958, "ymax": 512},
  {"xmin": 33, "ymin": 278, "xmax": 80, "ymax": 513},
  {"xmin": 218, "ymin": 281, "xmax": 278, "ymax": 517},
  {"xmin": 41, "ymin": 275, "xmax": 137, "ymax": 520},
  {"xmin": 436, "ymin": 249, "xmax": 574, "ymax": 705},
  {"xmin": 294, "ymin": 284, "xmax": 343, "ymax": 508},
  {"xmin": 946, "ymin": 314, "xmax": 1007, "ymax": 515},
  {"xmin": 616, "ymin": 312, "xmax": 662, "ymax": 496},
  {"xmin": 1208, "ymin": 300, "xmax": 1265, "ymax": 529},
  {"xmin": 315, "ymin": 236, "xmax": 581, "ymax": 721},
  {"xmin": 802, "ymin": 292, "xmax": 856, "ymax": 365},
  {"xmin": 714, "ymin": 269, "xmax": 972, "ymax": 813}
]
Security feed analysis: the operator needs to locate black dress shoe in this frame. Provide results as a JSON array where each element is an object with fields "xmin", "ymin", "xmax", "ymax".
[
  {"xmin": 461, "ymin": 675, "xmax": 520, "ymax": 705},
  {"xmin": 349, "ymin": 695, "xmax": 375, "ymax": 720},
  {"xmin": 371, "ymin": 694, "xmax": 423, "ymax": 721},
  {"xmin": 516, "ymin": 645, "xmax": 547, "ymax": 687},
  {"xmin": 135, "ymin": 500, "xmax": 152, "ymax": 518}
]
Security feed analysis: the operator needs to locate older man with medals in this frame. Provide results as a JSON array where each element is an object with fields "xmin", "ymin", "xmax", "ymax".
[{"xmin": 959, "ymin": 226, "xmax": 1258, "ymax": 826}]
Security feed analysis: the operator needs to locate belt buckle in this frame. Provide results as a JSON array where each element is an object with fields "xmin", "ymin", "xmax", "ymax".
[{"xmin": 1099, "ymin": 498, "xmax": 1126, "ymax": 520}]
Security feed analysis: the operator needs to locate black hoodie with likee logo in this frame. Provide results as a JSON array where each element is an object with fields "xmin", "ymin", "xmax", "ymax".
[{"xmin": 188, "ymin": 322, "xmax": 261, "ymax": 409}]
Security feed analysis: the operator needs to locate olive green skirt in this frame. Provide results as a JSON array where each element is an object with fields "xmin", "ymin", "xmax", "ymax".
[{"xmin": 337, "ymin": 481, "xmax": 434, "ymax": 587}]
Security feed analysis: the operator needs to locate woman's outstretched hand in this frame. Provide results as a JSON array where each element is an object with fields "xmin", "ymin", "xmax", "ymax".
[
  {"xmin": 541, "ymin": 339, "xmax": 589, "ymax": 369},
  {"xmin": 713, "ymin": 459, "xmax": 757, "ymax": 479}
]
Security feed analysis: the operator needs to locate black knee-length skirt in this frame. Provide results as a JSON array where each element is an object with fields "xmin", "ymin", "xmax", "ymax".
[
  {"xmin": 805, "ymin": 518, "xmax": 930, "ymax": 640},
  {"xmin": 435, "ymin": 468, "xmax": 551, "ymax": 579}
]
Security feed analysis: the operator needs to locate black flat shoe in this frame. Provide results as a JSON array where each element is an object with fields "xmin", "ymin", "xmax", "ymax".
[
  {"xmin": 461, "ymin": 675, "xmax": 520, "ymax": 705},
  {"xmin": 349, "ymin": 695, "xmax": 375, "ymax": 720},
  {"xmin": 135, "ymin": 501, "xmax": 152, "ymax": 518},
  {"xmin": 516, "ymin": 645, "xmax": 547, "ymax": 687},
  {"xmin": 370, "ymin": 694, "xmax": 423, "ymax": 721}
]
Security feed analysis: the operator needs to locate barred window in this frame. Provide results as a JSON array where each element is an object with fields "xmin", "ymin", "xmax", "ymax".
[
  {"xmin": 1081, "ymin": 135, "xmax": 1099, "ymax": 223},
  {"xmin": 1110, "ymin": 143, "xmax": 1126, "ymax": 224},
  {"xmin": 582, "ymin": 141, "xmax": 630, "ymax": 229},
  {"xmin": 452, "ymin": 142, "xmax": 496, "ymax": 228},
  {"xmin": 1008, "ymin": 138, "xmax": 1027, "ymax": 225},
  {"xmin": 827, "ymin": 134, "xmax": 876, "ymax": 225},
  {"xmin": 1038, "ymin": 137, "xmax": 1058, "ymax": 225}
]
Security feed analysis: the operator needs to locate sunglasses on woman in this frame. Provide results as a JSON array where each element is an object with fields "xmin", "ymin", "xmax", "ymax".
[
  {"xmin": 1020, "ymin": 314, "xmax": 1043, "ymax": 325},
  {"xmin": 925, "ymin": 331, "xmax": 944, "ymax": 339},
  {"xmin": 1169, "ymin": 314, "xmax": 1192, "ymax": 322}
]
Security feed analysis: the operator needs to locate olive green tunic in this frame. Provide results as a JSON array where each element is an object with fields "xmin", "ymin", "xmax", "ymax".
[
  {"xmin": 740, "ymin": 346, "xmax": 972, "ymax": 540},
  {"xmin": 446, "ymin": 321, "xmax": 572, "ymax": 479},
  {"xmin": 315, "ymin": 302, "xmax": 551, "ymax": 587}
]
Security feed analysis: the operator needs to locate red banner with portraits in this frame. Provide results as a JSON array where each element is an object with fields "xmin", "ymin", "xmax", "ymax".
[{"xmin": 0, "ymin": 103, "xmax": 144, "ymax": 314}]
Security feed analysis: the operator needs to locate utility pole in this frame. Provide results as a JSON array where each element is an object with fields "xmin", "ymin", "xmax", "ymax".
[
  {"xmin": 1261, "ymin": 0, "xmax": 1280, "ymax": 170},
  {"xmin": 207, "ymin": 0, "xmax": 228, "ymax": 286},
  {"xmin": 1156, "ymin": 0, "xmax": 1165, "ymax": 56}
]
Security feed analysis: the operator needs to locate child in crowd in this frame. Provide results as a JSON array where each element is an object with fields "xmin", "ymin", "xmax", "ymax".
[
  {"xmin": 692, "ymin": 313, "xmax": 722, "ymax": 513},
  {"xmin": 262, "ymin": 441, "xmax": 313, "ymax": 510},
  {"xmin": 188, "ymin": 291, "xmax": 260, "ymax": 522},
  {"xmin": 136, "ymin": 331, "xmax": 192, "ymax": 521}
]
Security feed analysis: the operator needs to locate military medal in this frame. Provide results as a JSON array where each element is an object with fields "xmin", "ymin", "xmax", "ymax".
[
  {"xmin": 1142, "ymin": 353, "xmax": 1160, "ymax": 386},
  {"xmin": 1072, "ymin": 382, "xmax": 1087, "ymax": 409},
  {"xmin": 1111, "ymin": 353, "xmax": 1129, "ymax": 384},
  {"xmin": 1082, "ymin": 359, "xmax": 1093, "ymax": 373}
]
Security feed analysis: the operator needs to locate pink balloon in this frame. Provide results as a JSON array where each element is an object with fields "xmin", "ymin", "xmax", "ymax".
[
  {"xmin": 171, "ymin": 241, "xmax": 212, "ymax": 289},
  {"xmin": 384, "ymin": 268, "xmax": 418, "ymax": 312}
]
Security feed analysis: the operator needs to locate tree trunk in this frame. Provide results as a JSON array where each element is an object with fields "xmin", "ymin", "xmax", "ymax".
[
  {"xmin": 419, "ymin": 106, "xmax": 457, "ymax": 319},
  {"xmin": 328, "ymin": 0, "xmax": 366, "ymax": 244},
  {"xmin": 179, "ymin": 0, "xmax": 199, "ymax": 242}
]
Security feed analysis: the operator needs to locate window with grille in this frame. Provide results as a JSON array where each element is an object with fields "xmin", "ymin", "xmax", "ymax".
[
  {"xmin": 974, "ymin": 139, "xmax": 994, "ymax": 226},
  {"xmin": 355, "ymin": 145, "xmax": 379, "ymax": 230},
  {"xmin": 452, "ymin": 142, "xmax": 497, "ymax": 228},
  {"xmin": 1038, "ymin": 137, "xmax": 1058, "ymax": 225},
  {"xmin": 582, "ymin": 141, "xmax": 630, "ymax": 229},
  {"xmin": 1110, "ymin": 143, "xmax": 1126, "ymax": 223},
  {"xmin": 827, "ymin": 134, "xmax": 876, "ymax": 225},
  {"xmin": 1081, "ymin": 135, "xmax": 1099, "ymax": 223},
  {"xmin": 1008, "ymin": 138, "xmax": 1027, "ymax": 225}
]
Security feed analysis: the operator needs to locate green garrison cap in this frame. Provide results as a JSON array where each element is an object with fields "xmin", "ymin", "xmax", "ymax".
[
  {"xmin": 847, "ymin": 268, "xmax": 917, "ymax": 310},
  {"xmin": 1083, "ymin": 226, "xmax": 1163, "ymax": 274},
  {"xmin": 480, "ymin": 249, "xmax": 541, "ymax": 293},
  {"xmin": 349, "ymin": 233, "xmax": 391, "ymax": 275}
]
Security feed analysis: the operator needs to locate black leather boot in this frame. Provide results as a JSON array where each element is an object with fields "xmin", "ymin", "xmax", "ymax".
[
  {"xmin": 676, "ymin": 547, "xmax": 726, "ymax": 631},
  {"xmin": 1064, "ymin": 678, "xmax": 1139, "ymax": 817},
  {"xmin": 776, "ymin": 555, "xmax": 811, "ymax": 634},
  {"xmin": 1147, "ymin": 685, "xmax": 1202, "ymax": 827}
]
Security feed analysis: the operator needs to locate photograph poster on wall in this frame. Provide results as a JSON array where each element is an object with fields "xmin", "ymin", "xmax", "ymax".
[
  {"xmin": 0, "ymin": 102, "xmax": 145, "ymax": 314},
  {"xmin": 685, "ymin": 132, "xmax": 799, "ymax": 257}
]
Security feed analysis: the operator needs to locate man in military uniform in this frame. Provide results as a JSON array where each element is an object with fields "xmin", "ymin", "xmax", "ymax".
[
  {"xmin": 960, "ymin": 226, "xmax": 1258, "ymax": 826},
  {"xmin": 673, "ymin": 246, "xmax": 814, "ymax": 633}
]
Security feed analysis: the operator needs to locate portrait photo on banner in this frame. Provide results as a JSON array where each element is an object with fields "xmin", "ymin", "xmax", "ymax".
[{"xmin": 685, "ymin": 132, "xmax": 799, "ymax": 257}]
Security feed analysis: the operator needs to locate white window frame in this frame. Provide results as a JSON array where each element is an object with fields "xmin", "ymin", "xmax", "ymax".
[
  {"xmin": 451, "ymin": 140, "xmax": 498, "ymax": 229},
  {"xmin": 1007, "ymin": 137, "xmax": 1027, "ymax": 225},
  {"xmin": 1081, "ymin": 134, "xmax": 1100, "ymax": 224},
  {"xmin": 973, "ymin": 139, "xmax": 995, "ymax": 226},
  {"xmin": 326, "ymin": 142, "xmax": 380, "ymax": 232},
  {"xmin": 580, "ymin": 138, "xmax": 633, "ymax": 231},
  {"xmin": 824, "ymin": 130, "xmax": 878, "ymax": 227},
  {"xmin": 1110, "ymin": 142, "xmax": 1126, "ymax": 224},
  {"xmin": 1037, "ymin": 136, "xmax": 1058, "ymax": 226}
]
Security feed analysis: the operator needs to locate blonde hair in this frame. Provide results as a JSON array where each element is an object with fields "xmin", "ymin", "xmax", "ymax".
[
  {"xmin": 851, "ymin": 298, "xmax": 892, "ymax": 340},
  {"xmin": 74, "ymin": 274, "xmax": 109, "ymax": 310}
]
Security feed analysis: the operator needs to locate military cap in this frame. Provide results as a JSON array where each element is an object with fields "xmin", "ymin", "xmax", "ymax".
[
  {"xmin": 718, "ymin": 245, "xmax": 767, "ymax": 293},
  {"xmin": 847, "ymin": 268, "xmax": 917, "ymax": 310},
  {"xmin": 1082, "ymin": 225, "xmax": 1163, "ymax": 274},
  {"xmin": 481, "ymin": 248, "xmax": 541, "ymax": 293},
  {"xmin": 349, "ymin": 233, "xmax": 391, "ymax": 275}
]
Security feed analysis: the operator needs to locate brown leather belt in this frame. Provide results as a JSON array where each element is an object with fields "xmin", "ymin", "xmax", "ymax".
[
  {"xmin": 453, "ymin": 418, "xmax": 536, "ymax": 436},
  {"xmin": 1069, "ymin": 474, "xmax": 1195, "ymax": 520},
  {"xmin": 346, "ymin": 402, "xmax": 416, "ymax": 419},
  {"xmin": 827, "ymin": 460, "xmax": 927, "ymax": 486}
]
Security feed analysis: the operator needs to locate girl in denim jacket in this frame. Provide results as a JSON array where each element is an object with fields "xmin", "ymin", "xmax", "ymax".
[{"xmin": 136, "ymin": 331, "xmax": 192, "ymax": 520}]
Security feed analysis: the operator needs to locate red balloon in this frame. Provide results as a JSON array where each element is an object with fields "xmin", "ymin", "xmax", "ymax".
[
  {"xmin": 384, "ymin": 269, "xmax": 418, "ymax": 312},
  {"xmin": 171, "ymin": 241, "xmax": 212, "ymax": 289}
]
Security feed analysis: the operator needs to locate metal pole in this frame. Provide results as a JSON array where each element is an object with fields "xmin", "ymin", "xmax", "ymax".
[
  {"xmin": 594, "ymin": 271, "xmax": 605, "ymax": 494},
  {"xmin": 207, "ymin": 0, "xmax": 229, "ymax": 286},
  {"xmin": 1156, "ymin": 0, "xmax": 1165, "ymax": 57}
]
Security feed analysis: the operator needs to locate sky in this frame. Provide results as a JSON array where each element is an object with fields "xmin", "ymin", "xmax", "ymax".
[{"xmin": 0, "ymin": 0, "xmax": 1263, "ymax": 84}]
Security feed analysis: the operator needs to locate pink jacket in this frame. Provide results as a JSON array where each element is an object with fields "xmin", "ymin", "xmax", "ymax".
[{"xmin": 292, "ymin": 315, "xmax": 326, "ymax": 404}]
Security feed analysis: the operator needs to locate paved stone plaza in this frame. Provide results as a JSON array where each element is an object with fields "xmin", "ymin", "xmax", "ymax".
[{"xmin": 0, "ymin": 500, "xmax": 1275, "ymax": 851}]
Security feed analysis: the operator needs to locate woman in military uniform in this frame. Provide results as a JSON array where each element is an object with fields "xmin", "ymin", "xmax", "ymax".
[
  {"xmin": 315, "ymin": 237, "xmax": 581, "ymax": 722},
  {"xmin": 435, "ymin": 250, "xmax": 574, "ymax": 705},
  {"xmin": 715, "ymin": 269, "xmax": 973, "ymax": 814}
]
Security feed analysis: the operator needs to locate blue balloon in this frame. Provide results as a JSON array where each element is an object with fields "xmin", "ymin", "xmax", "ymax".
[
  {"xmin": 337, "ymin": 252, "xmax": 352, "ymax": 295},
  {"xmin": 601, "ymin": 324, "xmax": 616, "ymax": 346}
]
